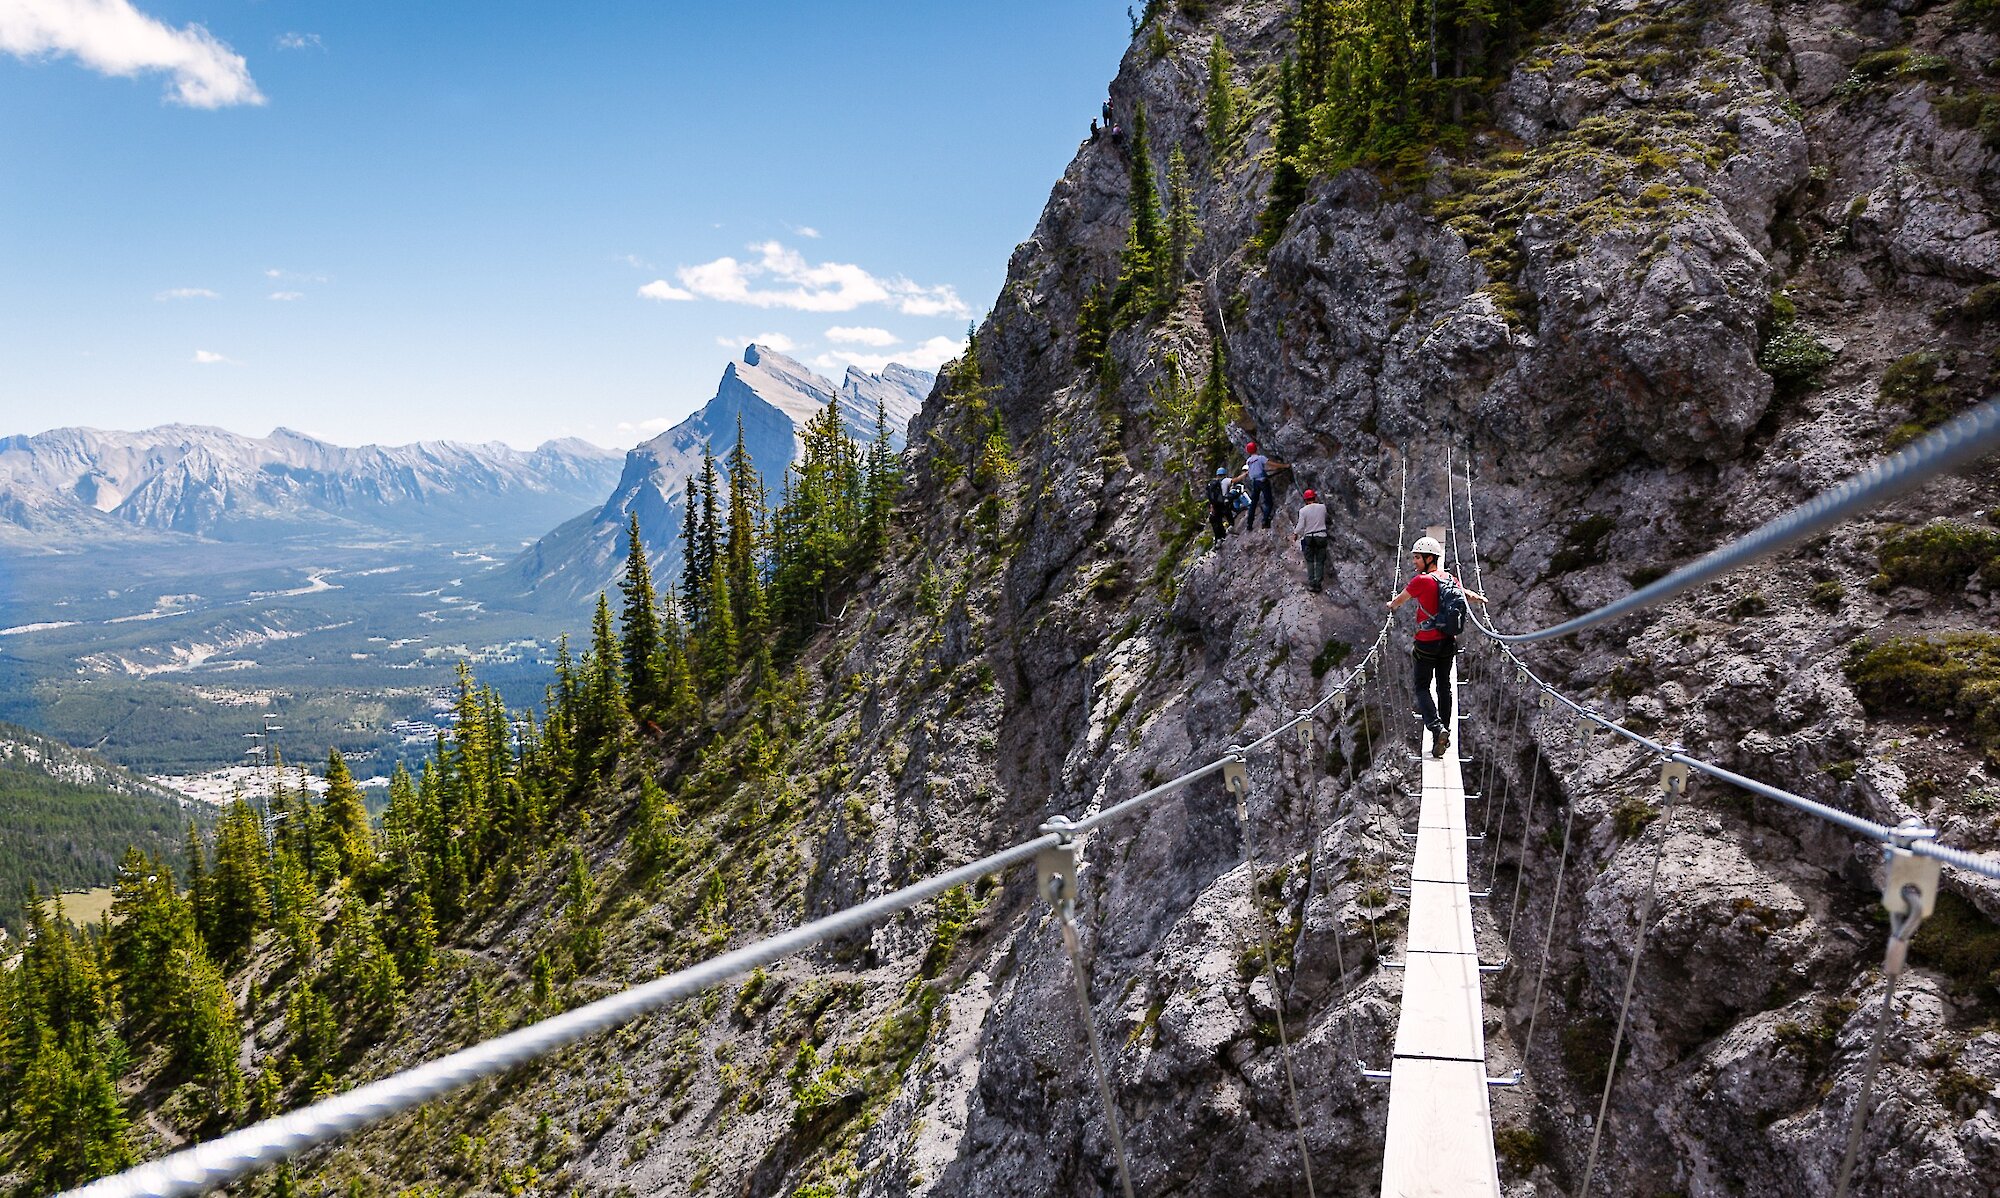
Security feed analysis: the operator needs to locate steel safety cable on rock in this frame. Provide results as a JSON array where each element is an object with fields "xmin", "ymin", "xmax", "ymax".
[
  {"xmin": 1479, "ymin": 394, "xmax": 2000, "ymax": 645},
  {"xmin": 1226, "ymin": 755, "xmax": 1319, "ymax": 1198},
  {"xmin": 1470, "ymin": 631, "xmax": 2000, "ymax": 881},
  {"xmin": 1481, "ymin": 678, "xmax": 1526, "ymax": 849},
  {"xmin": 1048, "ymin": 872, "xmax": 1139, "ymax": 1198},
  {"xmin": 1832, "ymin": 879, "xmax": 1932, "ymax": 1198},
  {"xmin": 68, "ymin": 466, "xmax": 1411, "ymax": 1198},
  {"xmin": 1503, "ymin": 696, "xmax": 1550, "ymax": 953},
  {"xmin": 1519, "ymin": 743, "xmax": 1583, "ymax": 1079},
  {"xmin": 1577, "ymin": 767, "xmax": 1691, "ymax": 1198}
]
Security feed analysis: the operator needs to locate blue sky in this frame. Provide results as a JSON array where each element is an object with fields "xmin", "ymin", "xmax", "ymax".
[{"xmin": 0, "ymin": 1, "xmax": 1134, "ymax": 449}]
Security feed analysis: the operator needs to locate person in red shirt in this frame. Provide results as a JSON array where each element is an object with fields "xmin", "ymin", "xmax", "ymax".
[{"xmin": 1386, "ymin": 535, "xmax": 1487, "ymax": 758}]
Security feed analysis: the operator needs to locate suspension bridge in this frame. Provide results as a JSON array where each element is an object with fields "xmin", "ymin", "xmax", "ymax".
[{"xmin": 63, "ymin": 395, "xmax": 2000, "ymax": 1198}]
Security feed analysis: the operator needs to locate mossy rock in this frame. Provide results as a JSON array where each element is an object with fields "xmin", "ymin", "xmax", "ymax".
[
  {"xmin": 1872, "ymin": 520, "xmax": 2000, "ymax": 594},
  {"xmin": 1845, "ymin": 633, "xmax": 2000, "ymax": 761}
]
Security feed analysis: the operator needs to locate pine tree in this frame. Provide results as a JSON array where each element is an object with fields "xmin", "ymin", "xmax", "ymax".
[
  {"xmin": 860, "ymin": 395, "xmax": 901, "ymax": 556},
  {"xmin": 163, "ymin": 927, "xmax": 243, "ymax": 1110},
  {"xmin": 268, "ymin": 844, "xmax": 318, "ymax": 967},
  {"xmin": 629, "ymin": 775, "xmax": 678, "ymax": 878},
  {"xmin": 330, "ymin": 889, "xmax": 401, "ymax": 1016},
  {"xmin": 702, "ymin": 548, "xmax": 738, "ymax": 689},
  {"xmin": 694, "ymin": 444, "xmax": 722, "ymax": 629},
  {"xmin": 1258, "ymin": 56, "xmax": 1309, "ymax": 250},
  {"xmin": 722, "ymin": 415, "xmax": 768, "ymax": 644},
  {"xmin": 1165, "ymin": 145, "xmax": 1200, "ymax": 290},
  {"xmin": 183, "ymin": 822, "xmax": 210, "ymax": 943},
  {"xmin": 19, "ymin": 1028, "xmax": 133, "ymax": 1188},
  {"xmin": 619, "ymin": 511, "xmax": 666, "ymax": 716},
  {"xmin": 1204, "ymin": 34, "xmax": 1238, "ymax": 154},
  {"xmin": 559, "ymin": 845, "xmax": 601, "ymax": 971},
  {"xmin": 577, "ymin": 593, "xmax": 629, "ymax": 777},
  {"xmin": 107, "ymin": 851, "xmax": 193, "ymax": 1028},
  {"xmin": 206, "ymin": 798, "xmax": 271, "ymax": 959},
  {"xmin": 679, "ymin": 475, "xmax": 707, "ymax": 633},
  {"xmin": 1115, "ymin": 101, "xmax": 1168, "ymax": 316},
  {"xmin": 321, "ymin": 749, "xmax": 373, "ymax": 879}
]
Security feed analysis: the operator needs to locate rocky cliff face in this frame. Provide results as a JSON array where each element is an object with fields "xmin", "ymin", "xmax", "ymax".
[{"xmin": 269, "ymin": 2, "xmax": 2000, "ymax": 1196}]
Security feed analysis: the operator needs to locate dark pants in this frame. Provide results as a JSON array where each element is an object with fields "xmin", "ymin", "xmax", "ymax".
[
  {"xmin": 1209, "ymin": 502, "xmax": 1232, "ymax": 538},
  {"xmin": 1412, "ymin": 638, "xmax": 1457, "ymax": 731},
  {"xmin": 1301, "ymin": 534, "xmax": 1327, "ymax": 590},
  {"xmin": 1249, "ymin": 478, "xmax": 1274, "ymax": 528}
]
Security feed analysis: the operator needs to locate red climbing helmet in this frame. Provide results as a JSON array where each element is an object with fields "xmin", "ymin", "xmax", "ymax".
[
  {"xmin": 1302, "ymin": 489, "xmax": 1316, "ymax": 501},
  {"xmin": 1246, "ymin": 441, "xmax": 1257, "ymax": 453}
]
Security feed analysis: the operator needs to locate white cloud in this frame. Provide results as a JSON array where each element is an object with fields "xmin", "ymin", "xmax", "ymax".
[
  {"xmin": 884, "ymin": 279, "xmax": 969, "ymax": 318},
  {"xmin": 790, "ymin": 224, "xmax": 821, "ymax": 239},
  {"xmin": 191, "ymin": 349, "xmax": 238, "ymax": 365},
  {"xmin": 715, "ymin": 332, "xmax": 796, "ymax": 353},
  {"xmin": 825, "ymin": 325, "xmax": 898, "ymax": 347},
  {"xmin": 814, "ymin": 334, "xmax": 963, "ymax": 376},
  {"xmin": 615, "ymin": 253, "xmax": 652, "ymax": 270},
  {"xmin": 154, "ymin": 286, "xmax": 217, "ymax": 300},
  {"xmin": 637, "ymin": 279, "xmax": 694, "ymax": 301},
  {"xmin": 0, "ymin": 0, "xmax": 264, "ymax": 108},
  {"xmin": 670, "ymin": 241, "xmax": 966, "ymax": 317},
  {"xmin": 274, "ymin": 31, "xmax": 318, "ymax": 51},
  {"xmin": 268, "ymin": 290, "xmax": 303, "ymax": 301}
]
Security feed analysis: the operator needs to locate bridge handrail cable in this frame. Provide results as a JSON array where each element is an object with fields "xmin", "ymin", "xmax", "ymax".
[{"xmin": 64, "ymin": 605, "xmax": 1394, "ymax": 1198}]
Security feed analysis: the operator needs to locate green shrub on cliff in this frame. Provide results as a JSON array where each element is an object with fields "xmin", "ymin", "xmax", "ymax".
[{"xmin": 1845, "ymin": 633, "xmax": 2000, "ymax": 761}]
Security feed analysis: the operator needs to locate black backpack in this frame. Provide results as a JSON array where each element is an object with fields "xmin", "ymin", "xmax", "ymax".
[
  {"xmin": 1205, "ymin": 478, "xmax": 1227, "ymax": 506},
  {"xmin": 1419, "ymin": 572, "xmax": 1469, "ymax": 638}
]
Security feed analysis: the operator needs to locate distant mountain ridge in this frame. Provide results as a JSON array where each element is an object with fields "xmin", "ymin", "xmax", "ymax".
[
  {"xmin": 0, "ymin": 424, "xmax": 625, "ymax": 544},
  {"xmin": 500, "ymin": 344, "xmax": 930, "ymax": 611}
]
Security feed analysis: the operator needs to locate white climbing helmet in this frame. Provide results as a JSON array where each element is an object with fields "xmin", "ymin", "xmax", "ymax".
[{"xmin": 1411, "ymin": 535, "xmax": 1446, "ymax": 557}]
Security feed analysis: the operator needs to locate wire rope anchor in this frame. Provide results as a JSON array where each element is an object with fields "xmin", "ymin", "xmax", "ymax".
[
  {"xmin": 1036, "ymin": 816, "xmax": 1082, "ymax": 914},
  {"xmin": 1833, "ymin": 819, "xmax": 1942, "ymax": 1198},
  {"xmin": 1297, "ymin": 710, "xmax": 1315, "ymax": 748},
  {"xmin": 1038, "ymin": 816, "xmax": 1137, "ymax": 1198}
]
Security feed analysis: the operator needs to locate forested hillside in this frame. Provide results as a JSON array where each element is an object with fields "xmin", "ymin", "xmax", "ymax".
[{"xmin": 0, "ymin": 721, "xmax": 200, "ymax": 933}]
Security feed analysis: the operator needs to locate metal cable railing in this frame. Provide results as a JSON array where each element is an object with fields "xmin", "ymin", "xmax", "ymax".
[
  {"xmin": 64, "ymin": 614, "xmax": 1395, "ymax": 1198},
  {"xmin": 1485, "ymin": 395, "xmax": 2000, "ymax": 644}
]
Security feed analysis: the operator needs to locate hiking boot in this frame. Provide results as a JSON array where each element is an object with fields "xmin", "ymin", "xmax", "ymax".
[{"xmin": 1429, "ymin": 725, "xmax": 1449, "ymax": 759}]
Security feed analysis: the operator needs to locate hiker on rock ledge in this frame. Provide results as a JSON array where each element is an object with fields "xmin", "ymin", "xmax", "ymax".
[
  {"xmin": 1294, "ymin": 488, "xmax": 1328, "ymax": 592},
  {"xmin": 1386, "ymin": 535, "xmax": 1486, "ymax": 758},
  {"xmin": 1232, "ymin": 441, "xmax": 1287, "ymax": 531}
]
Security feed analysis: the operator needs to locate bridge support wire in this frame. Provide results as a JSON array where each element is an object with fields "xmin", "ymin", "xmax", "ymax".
[
  {"xmin": 1501, "ymin": 691, "xmax": 1551, "ymax": 952},
  {"xmin": 1226, "ymin": 753, "xmax": 1319, "ymax": 1198},
  {"xmin": 1519, "ymin": 792, "xmax": 1578, "ymax": 1078},
  {"xmin": 1041, "ymin": 827, "xmax": 1138, "ymax": 1198},
  {"xmin": 1834, "ymin": 829, "xmax": 1942, "ymax": 1198},
  {"xmin": 1577, "ymin": 762, "xmax": 1689, "ymax": 1198}
]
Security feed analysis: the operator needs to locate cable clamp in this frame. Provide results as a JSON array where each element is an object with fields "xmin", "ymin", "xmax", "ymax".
[
  {"xmin": 1036, "ymin": 817, "xmax": 1080, "ymax": 912},
  {"xmin": 1574, "ymin": 712, "xmax": 1597, "ymax": 741},
  {"xmin": 1222, "ymin": 749, "xmax": 1249, "ymax": 817},
  {"xmin": 1657, "ymin": 760, "xmax": 1690, "ymax": 800},
  {"xmin": 1297, "ymin": 710, "xmax": 1314, "ymax": 747}
]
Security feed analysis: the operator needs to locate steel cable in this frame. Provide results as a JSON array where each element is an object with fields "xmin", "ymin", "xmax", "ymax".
[
  {"xmin": 1576, "ymin": 771, "xmax": 1688, "ymax": 1198},
  {"xmin": 1483, "ymin": 395, "xmax": 2000, "ymax": 644},
  {"xmin": 1228, "ymin": 761, "xmax": 1318, "ymax": 1198},
  {"xmin": 1054, "ymin": 894, "xmax": 1138, "ymax": 1198}
]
